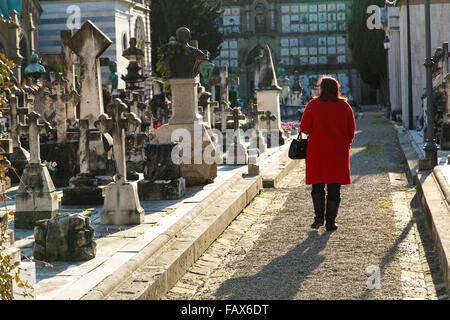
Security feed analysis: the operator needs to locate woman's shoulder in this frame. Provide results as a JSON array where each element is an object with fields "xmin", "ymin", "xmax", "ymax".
[{"xmin": 306, "ymin": 98, "xmax": 320, "ymax": 107}]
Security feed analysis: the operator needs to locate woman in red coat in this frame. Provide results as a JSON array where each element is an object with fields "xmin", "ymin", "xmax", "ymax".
[{"xmin": 299, "ymin": 75, "xmax": 355, "ymax": 231}]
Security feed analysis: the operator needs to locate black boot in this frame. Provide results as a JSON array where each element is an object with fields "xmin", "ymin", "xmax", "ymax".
[
  {"xmin": 310, "ymin": 192, "xmax": 325, "ymax": 229},
  {"xmin": 325, "ymin": 197, "xmax": 341, "ymax": 232}
]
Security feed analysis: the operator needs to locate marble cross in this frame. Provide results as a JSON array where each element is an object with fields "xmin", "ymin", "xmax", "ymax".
[
  {"xmin": 94, "ymin": 98, "xmax": 141, "ymax": 182},
  {"xmin": 228, "ymin": 106, "xmax": 245, "ymax": 144},
  {"xmin": 260, "ymin": 110, "xmax": 277, "ymax": 134},
  {"xmin": 42, "ymin": 30, "xmax": 79, "ymax": 124},
  {"xmin": 248, "ymin": 104, "xmax": 265, "ymax": 130},
  {"xmin": 69, "ymin": 21, "xmax": 112, "ymax": 129},
  {"xmin": 229, "ymin": 107, "xmax": 246, "ymax": 131},
  {"xmin": 43, "ymin": 77, "xmax": 80, "ymax": 143},
  {"xmin": 22, "ymin": 112, "xmax": 52, "ymax": 164}
]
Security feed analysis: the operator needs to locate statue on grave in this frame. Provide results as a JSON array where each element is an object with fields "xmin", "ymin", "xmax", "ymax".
[{"xmin": 157, "ymin": 27, "xmax": 209, "ymax": 79}]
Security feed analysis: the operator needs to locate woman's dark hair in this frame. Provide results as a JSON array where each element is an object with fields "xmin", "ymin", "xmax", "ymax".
[{"xmin": 314, "ymin": 75, "xmax": 347, "ymax": 102}]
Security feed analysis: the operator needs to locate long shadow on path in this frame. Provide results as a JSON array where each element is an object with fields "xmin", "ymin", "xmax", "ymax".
[{"xmin": 213, "ymin": 231, "xmax": 331, "ymax": 300}]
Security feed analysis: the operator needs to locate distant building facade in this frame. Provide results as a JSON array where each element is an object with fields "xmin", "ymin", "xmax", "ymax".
[
  {"xmin": 210, "ymin": 0, "xmax": 362, "ymax": 104},
  {"xmin": 38, "ymin": 0, "xmax": 151, "ymax": 94}
]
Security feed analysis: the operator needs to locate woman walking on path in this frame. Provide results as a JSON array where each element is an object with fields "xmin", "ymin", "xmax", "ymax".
[{"xmin": 300, "ymin": 75, "xmax": 356, "ymax": 231}]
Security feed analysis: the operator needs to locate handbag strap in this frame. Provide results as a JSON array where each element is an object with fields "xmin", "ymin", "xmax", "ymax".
[{"xmin": 297, "ymin": 131, "xmax": 304, "ymax": 141}]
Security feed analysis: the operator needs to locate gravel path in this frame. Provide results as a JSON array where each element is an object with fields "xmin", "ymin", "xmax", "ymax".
[{"xmin": 163, "ymin": 112, "xmax": 447, "ymax": 300}]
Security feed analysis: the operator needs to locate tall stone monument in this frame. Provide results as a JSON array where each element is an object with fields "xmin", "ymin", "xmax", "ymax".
[
  {"xmin": 68, "ymin": 20, "xmax": 112, "ymax": 175},
  {"xmin": 152, "ymin": 27, "xmax": 219, "ymax": 185}
]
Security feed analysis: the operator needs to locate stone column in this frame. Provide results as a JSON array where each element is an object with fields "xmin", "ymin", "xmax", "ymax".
[{"xmin": 387, "ymin": 7, "xmax": 402, "ymax": 116}]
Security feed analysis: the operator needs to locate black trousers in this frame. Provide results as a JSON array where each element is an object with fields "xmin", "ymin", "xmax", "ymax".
[{"xmin": 311, "ymin": 183, "xmax": 341, "ymax": 201}]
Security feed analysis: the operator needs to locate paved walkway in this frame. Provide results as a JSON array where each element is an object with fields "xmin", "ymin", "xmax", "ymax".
[{"xmin": 163, "ymin": 112, "xmax": 448, "ymax": 300}]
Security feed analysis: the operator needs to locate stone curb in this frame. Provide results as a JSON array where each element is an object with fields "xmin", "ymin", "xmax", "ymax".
[
  {"xmin": 395, "ymin": 127, "xmax": 450, "ymax": 295},
  {"xmin": 80, "ymin": 170, "xmax": 246, "ymax": 300},
  {"xmin": 433, "ymin": 166, "xmax": 450, "ymax": 206},
  {"xmin": 261, "ymin": 147, "xmax": 298, "ymax": 188}
]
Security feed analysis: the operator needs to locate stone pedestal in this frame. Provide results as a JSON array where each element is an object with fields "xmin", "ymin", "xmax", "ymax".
[
  {"xmin": 100, "ymin": 181, "xmax": 144, "ymax": 225},
  {"xmin": 138, "ymin": 177, "xmax": 186, "ymax": 200},
  {"xmin": 15, "ymin": 163, "xmax": 58, "ymax": 229},
  {"xmin": 153, "ymin": 77, "xmax": 219, "ymax": 185},
  {"xmin": 168, "ymin": 78, "xmax": 203, "ymax": 125}
]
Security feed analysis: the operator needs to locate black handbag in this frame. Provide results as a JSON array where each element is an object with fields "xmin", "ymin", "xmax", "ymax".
[{"xmin": 288, "ymin": 132, "xmax": 308, "ymax": 160}]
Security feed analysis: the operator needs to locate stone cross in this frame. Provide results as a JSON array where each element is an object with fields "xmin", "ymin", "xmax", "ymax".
[
  {"xmin": 22, "ymin": 112, "xmax": 52, "ymax": 164},
  {"xmin": 43, "ymin": 77, "xmax": 80, "ymax": 143},
  {"xmin": 260, "ymin": 110, "xmax": 277, "ymax": 134},
  {"xmin": 248, "ymin": 104, "xmax": 265, "ymax": 130},
  {"xmin": 69, "ymin": 21, "xmax": 112, "ymax": 129},
  {"xmin": 94, "ymin": 98, "xmax": 141, "ymax": 182},
  {"xmin": 248, "ymin": 104, "xmax": 266, "ymax": 152},
  {"xmin": 42, "ymin": 30, "xmax": 79, "ymax": 124},
  {"xmin": 228, "ymin": 107, "xmax": 245, "ymax": 145},
  {"xmin": 210, "ymin": 66, "xmax": 239, "ymax": 132},
  {"xmin": 229, "ymin": 107, "xmax": 245, "ymax": 131}
]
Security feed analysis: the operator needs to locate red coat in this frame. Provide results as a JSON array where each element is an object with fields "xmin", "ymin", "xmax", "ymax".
[{"xmin": 299, "ymin": 98, "xmax": 355, "ymax": 185}]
